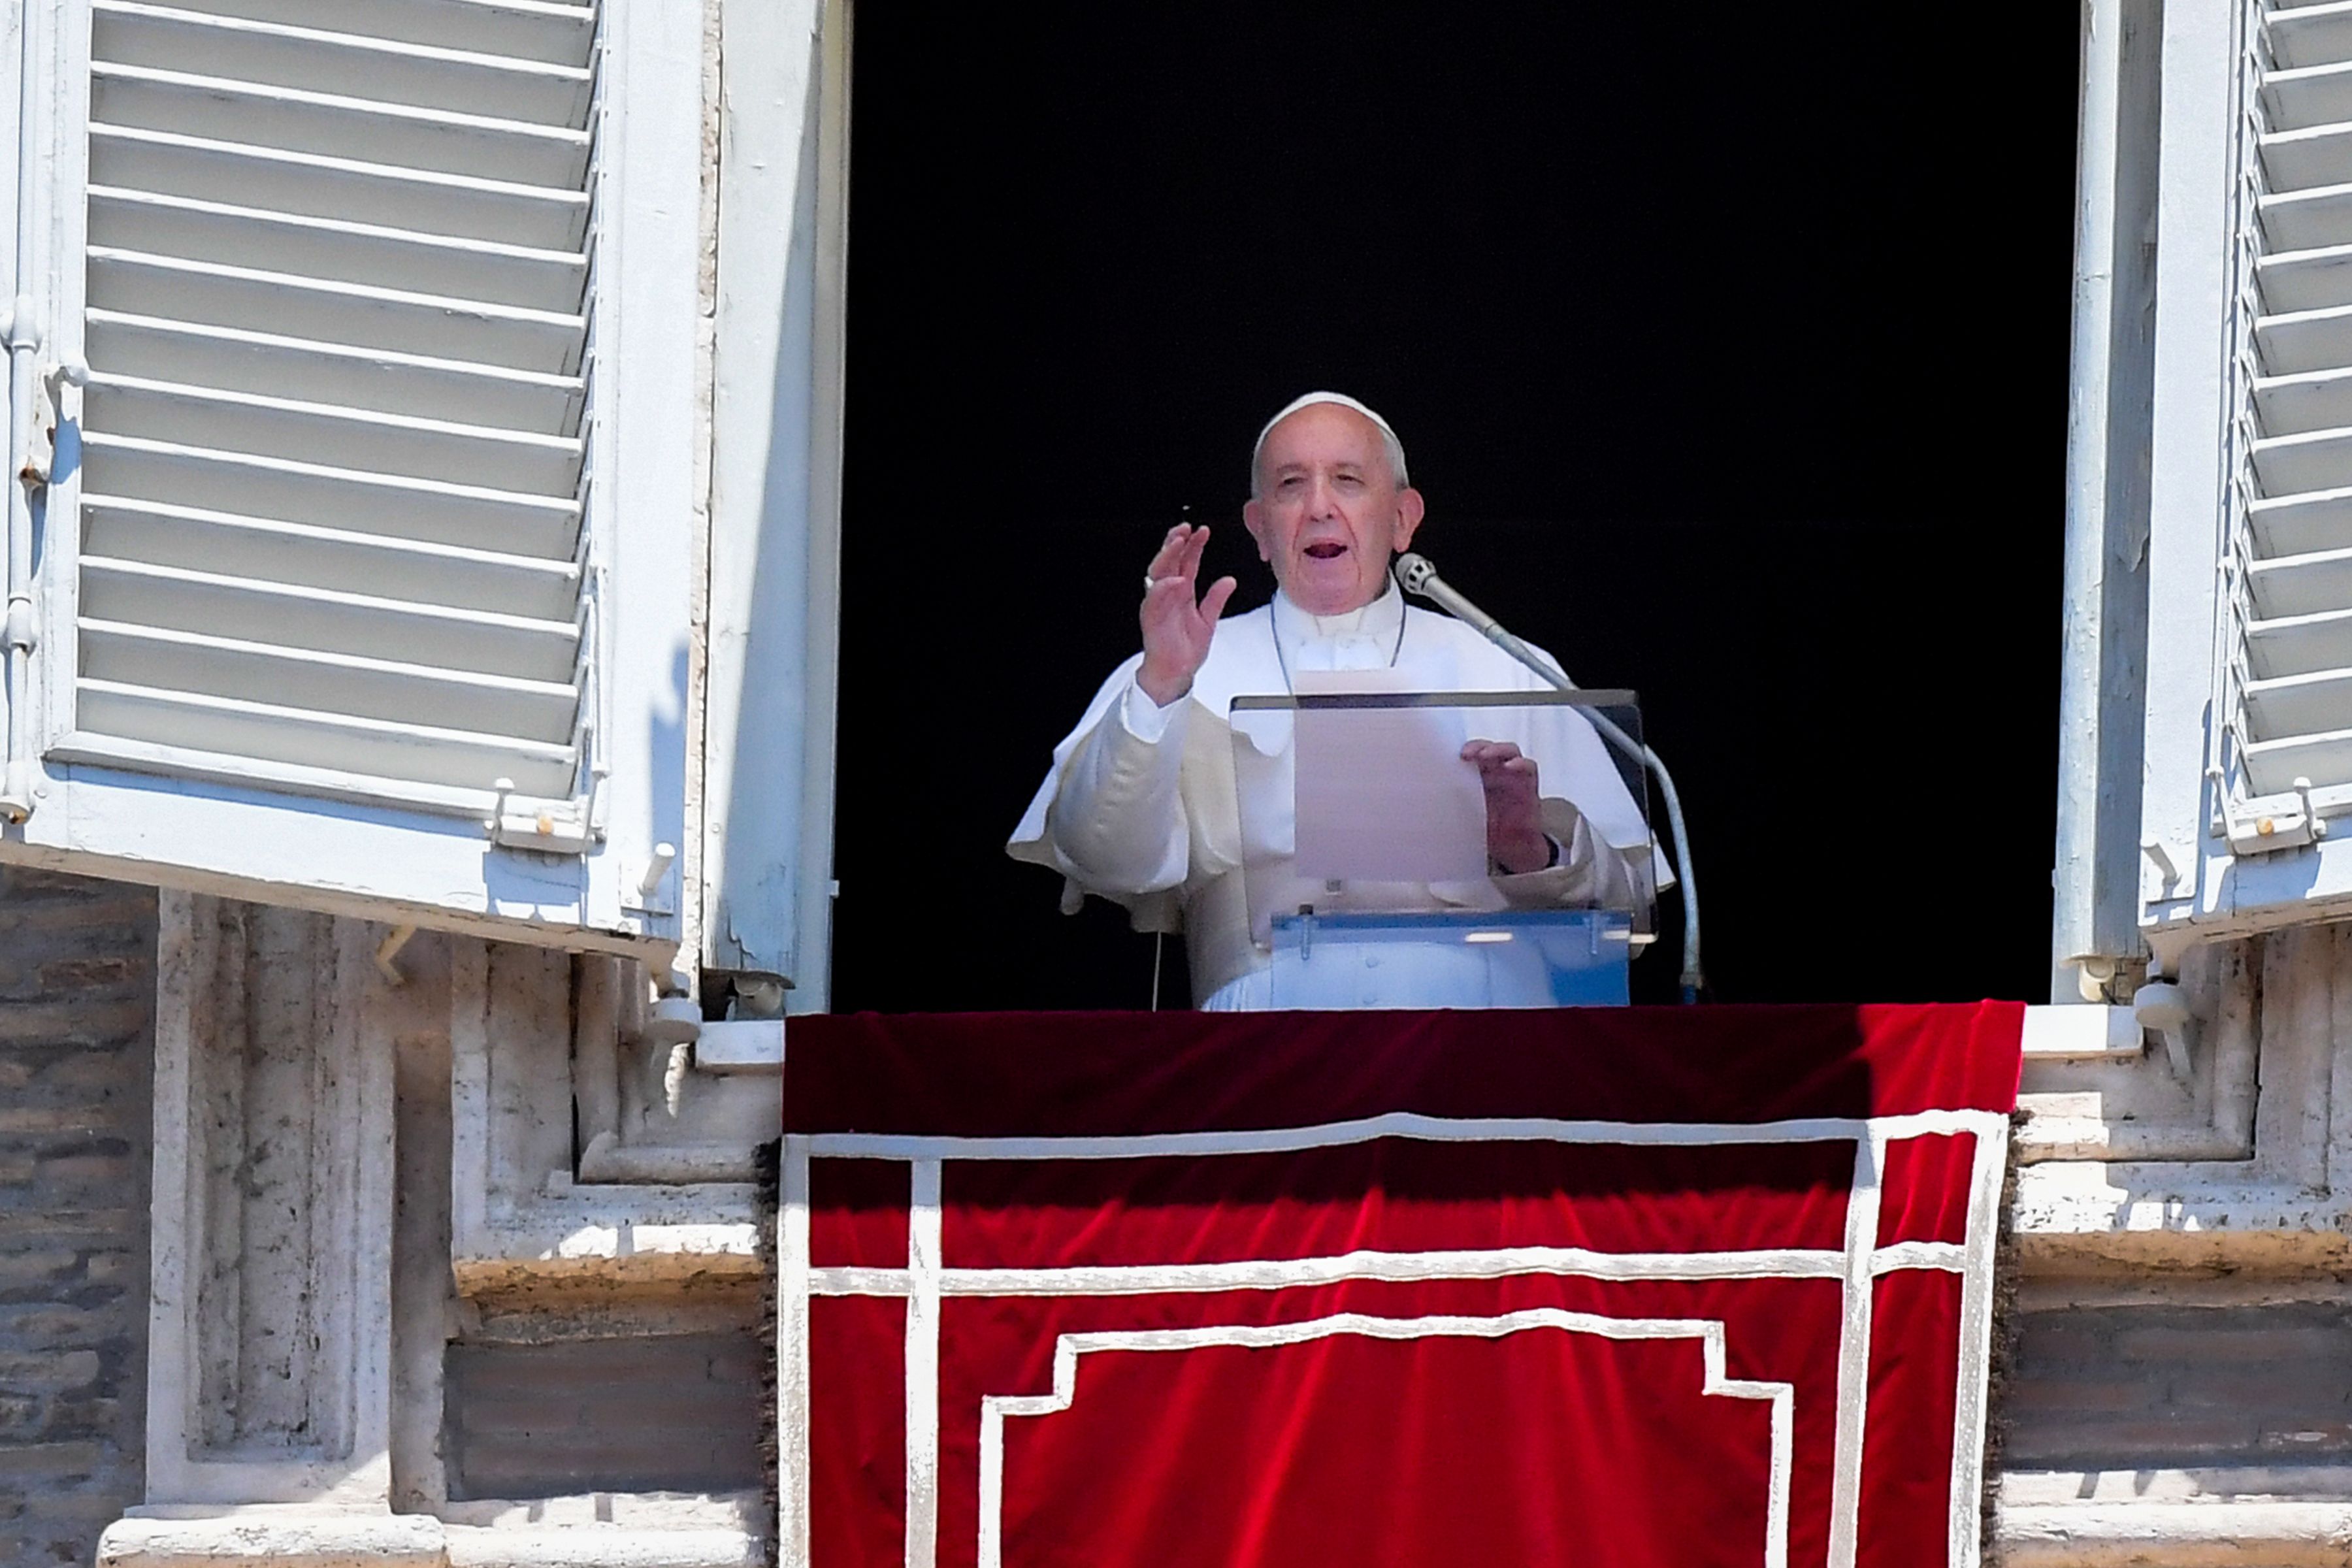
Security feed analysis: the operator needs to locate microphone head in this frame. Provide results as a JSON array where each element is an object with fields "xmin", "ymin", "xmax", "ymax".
[{"xmin": 1393, "ymin": 551, "xmax": 1436, "ymax": 594}]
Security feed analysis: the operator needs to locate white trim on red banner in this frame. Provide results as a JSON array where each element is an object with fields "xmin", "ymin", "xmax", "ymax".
[
  {"xmin": 810, "ymin": 1241, "xmax": 1969, "ymax": 1299},
  {"xmin": 973, "ymin": 1311, "xmax": 1795, "ymax": 1568},
  {"xmin": 779, "ymin": 1134, "xmax": 814, "ymax": 1568},
  {"xmin": 1826, "ymin": 1134, "xmax": 1885, "ymax": 1568},
  {"xmin": 801, "ymin": 1107, "xmax": 2001, "ymax": 1162},
  {"xmin": 1949, "ymin": 1116, "xmax": 2011, "ymax": 1565},
  {"xmin": 905, "ymin": 1158, "xmax": 943, "ymax": 1568}
]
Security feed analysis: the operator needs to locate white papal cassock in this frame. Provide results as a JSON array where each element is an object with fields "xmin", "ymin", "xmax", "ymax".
[{"xmin": 1009, "ymin": 583, "xmax": 1660, "ymax": 1009}]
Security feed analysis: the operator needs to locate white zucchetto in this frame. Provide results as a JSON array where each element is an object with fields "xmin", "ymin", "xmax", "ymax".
[{"xmin": 1250, "ymin": 391, "xmax": 1409, "ymax": 489}]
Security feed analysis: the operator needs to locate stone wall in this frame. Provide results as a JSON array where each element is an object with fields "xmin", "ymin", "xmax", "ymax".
[
  {"xmin": 90, "ymin": 896, "xmax": 774, "ymax": 1567},
  {"xmin": 444, "ymin": 1331, "xmax": 764, "ymax": 1500},
  {"xmin": 0, "ymin": 867, "xmax": 154, "ymax": 1567},
  {"xmin": 38, "ymin": 858, "xmax": 2344, "ymax": 1566},
  {"xmin": 2009, "ymin": 1300, "xmax": 2352, "ymax": 1471},
  {"xmin": 2000, "ymin": 927, "xmax": 2352, "ymax": 1563}
]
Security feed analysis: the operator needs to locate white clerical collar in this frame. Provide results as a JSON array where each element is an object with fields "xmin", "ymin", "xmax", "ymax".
[
  {"xmin": 1269, "ymin": 580, "xmax": 1405, "ymax": 649},
  {"xmin": 1266, "ymin": 581, "xmax": 1407, "ymax": 679}
]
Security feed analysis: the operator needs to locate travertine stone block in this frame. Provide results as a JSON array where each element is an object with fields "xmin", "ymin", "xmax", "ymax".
[
  {"xmin": 448, "ymin": 945, "xmax": 766, "ymax": 1298},
  {"xmin": 145, "ymin": 892, "xmax": 397, "ymax": 1506},
  {"xmin": 2017, "ymin": 926, "xmax": 2352, "ymax": 1268}
]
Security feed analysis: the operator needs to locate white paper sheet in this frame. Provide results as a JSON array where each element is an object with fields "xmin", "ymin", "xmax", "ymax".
[{"xmin": 1292, "ymin": 670, "xmax": 1490, "ymax": 883}]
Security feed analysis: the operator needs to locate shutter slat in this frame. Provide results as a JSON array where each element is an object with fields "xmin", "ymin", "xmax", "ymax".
[
  {"xmin": 2264, "ymin": 60, "xmax": 2352, "ymax": 133},
  {"xmin": 75, "ymin": 0, "xmax": 601, "ymax": 809},
  {"xmin": 81, "ymin": 557, "xmax": 581, "ymax": 682},
  {"xmin": 2251, "ymin": 424, "xmax": 2352, "ymax": 495},
  {"xmin": 2269, "ymin": 2, "xmax": 2352, "ymax": 72},
  {"xmin": 2252, "ymin": 487, "xmax": 2352, "ymax": 558},
  {"xmin": 84, "ymin": 496, "xmax": 580, "ymax": 615},
  {"xmin": 84, "ymin": 374, "xmax": 585, "ymax": 493},
  {"xmin": 2262, "ymin": 122, "xmax": 2352, "ymax": 193},
  {"xmin": 81, "ymin": 621, "xmax": 580, "ymax": 740},
  {"xmin": 88, "ymin": 310, "xmax": 585, "ymax": 433},
  {"xmin": 75, "ymin": 678, "xmax": 576, "ymax": 794},
  {"xmin": 152, "ymin": 0, "xmax": 594, "ymax": 66},
  {"xmin": 80, "ymin": 433, "xmax": 581, "ymax": 557},
  {"xmin": 91, "ymin": 3, "xmax": 593, "ymax": 126},
  {"xmin": 90, "ymin": 127, "xmax": 588, "ymax": 250},
  {"xmin": 2254, "ymin": 365, "xmax": 2352, "ymax": 434},
  {"xmin": 2257, "ymin": 302, "xmax": 2352, "ymax": 373},
  {"xmin": 2246, "ymin": 665, "xmax": 2352, "ymax": 738},
  {"xmin": 2244, "ymin": 725, "xmax": 2352, "ymax": 796},
  {"xmin": 88, "ymin": 188, "xmax": 585, "ymax": 313},
  {"xmin": 2259, "ymin": 183, "xmax": 2352, "ymax": 253},
  {"xmin": 88, "ymin": 250, "xmax": 583, "ymax": 372},
  {"xmin": 2257, "ymin": 244, "xmax": 2352, "ymax": 315},
  {"xmin": 93, "ymin": 65, "xmax": 591, "ymax": 188},
  {"xmin": 2246, "ymin": 604, "xmax": 2352, "ymax": 681},
  {"xmin": 2250, "ymin": 543, "xmax": 2352, "ymax": 618}
]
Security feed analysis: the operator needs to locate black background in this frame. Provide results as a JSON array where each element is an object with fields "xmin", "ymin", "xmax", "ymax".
[{"xmin": 829, "ymin": 4, "xmax": 2080, "ymax": 1011}]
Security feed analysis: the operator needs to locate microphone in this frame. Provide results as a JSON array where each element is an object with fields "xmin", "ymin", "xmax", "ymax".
[
  {"xmin": 1391, "ymin": 549, "xmax": 1707, "ymax": 1001},
  {"xmin": 1394, "ymin": 552, "xmax": 1522, "ymax": 655}
]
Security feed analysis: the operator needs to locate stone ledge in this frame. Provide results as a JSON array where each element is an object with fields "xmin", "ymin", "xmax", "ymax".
[
  {"xmin": 97, "ymin": 1512, "xmax": 444, "ymax": 1567},
  {"xmin": 444, "ymin": 1527, "xmax": 760, "ymax": 1568},
  {"xmin": 449, "ymin": 1206, "xmax": 764, "ymax": 1298},
  {"xmin": 95, "ymin": 1514, "xmax": 762, "ymax": 1568},
  {"xmin": 2013, "ymin": 1165, "xmax": 2352, "ymax": 1271},
  {"xmin": 1998, "ymin": 1500, "xmax": 2352, "ymax": 1565}
]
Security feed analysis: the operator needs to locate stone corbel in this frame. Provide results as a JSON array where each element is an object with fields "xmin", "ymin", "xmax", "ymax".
[
  {"xmin": 2015, "ymin": 926, "xmax": 2352, "ymax": 1270},
  {"xmin": 448, "ymin": 944, "xmax": 775, "ymax": 1298},
  {"xmin": 2016, "ymin": 945, "xmax": 2257, "ymax": 1165}
]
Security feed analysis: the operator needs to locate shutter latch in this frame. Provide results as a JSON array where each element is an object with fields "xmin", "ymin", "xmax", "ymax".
[
  {"xmin": 484, "ymin": 777, "xmax": 595, "ymax": 856},
  {"xmin": 2224, "ymin": 777, "xmax": 2326, "ymax": 857}
]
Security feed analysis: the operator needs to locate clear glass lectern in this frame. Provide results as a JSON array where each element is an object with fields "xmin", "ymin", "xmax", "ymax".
[{"xmin": 1228, "ymin": 683, "xmax": 1654, "ymax": 1011}]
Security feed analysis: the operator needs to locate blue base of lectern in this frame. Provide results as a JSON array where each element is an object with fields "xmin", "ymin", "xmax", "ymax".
[{"xmin": 1265, "ymin": 909, "xmax": 1633, "ymax": 1010}]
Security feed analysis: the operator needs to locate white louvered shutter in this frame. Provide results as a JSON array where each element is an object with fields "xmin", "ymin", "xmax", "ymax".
[
  {"xmin": 75, "ymin": 0, "xmax": 595, "ymax": 806},
  {"xmin": 2232, "ymin": 5, "xmax": 2352, "ymax": 803},
  {"xmin": 0, "ymin": 0, "xmax": 702, "ymax": 955},
  {"xmin": 2091, "ymin": 0, "xmax": 2352, "ymax": 973}
]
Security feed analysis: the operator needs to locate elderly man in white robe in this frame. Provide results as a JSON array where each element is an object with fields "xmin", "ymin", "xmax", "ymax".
[{"xmin": 1009, "ymin": 392, "xmax": 1654, "ymax": 1009}]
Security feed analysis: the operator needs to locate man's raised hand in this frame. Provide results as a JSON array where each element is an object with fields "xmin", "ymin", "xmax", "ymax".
[{"xmin": 1137, "ymin": 523, "xmax": 1238, "ymax": 707}]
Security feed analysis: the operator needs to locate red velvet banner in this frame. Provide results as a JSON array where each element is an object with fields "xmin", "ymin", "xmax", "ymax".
[{"xmin": 780, "ymin": 1004, "xmax": 2024, "ymax": 1568}]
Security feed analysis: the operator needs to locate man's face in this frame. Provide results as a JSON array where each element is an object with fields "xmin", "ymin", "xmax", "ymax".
[{"xmin": 1243, "ymin": 403, "xmax": 1426, "ymax": 616}]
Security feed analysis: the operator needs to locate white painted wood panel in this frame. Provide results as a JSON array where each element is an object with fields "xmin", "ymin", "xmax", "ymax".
[
  {"xmin": 85, "ymin": 188, "xmax": 588, "ymax": 312},
  {"xmin": 0, "ymin": 0, "xmax": 704, "ymax": 956},
  {"xmin": 2217, "ymin": 5, "xmax": 2352, "ymax": 798},
  {"xmin": 71, "ymin": 0, "xmax": 597, "ymax": 809}
]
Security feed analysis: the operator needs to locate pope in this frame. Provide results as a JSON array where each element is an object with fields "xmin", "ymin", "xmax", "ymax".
[{"xmin": 1009, "ymin": 392, "xmax": 1654, "ymax": 1009}]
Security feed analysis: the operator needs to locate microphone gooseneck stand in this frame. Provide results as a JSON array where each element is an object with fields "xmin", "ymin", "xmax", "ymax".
[{"xmin": 1393, "ymin": 551, "xmax": 1705, "ymax": 1003}]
